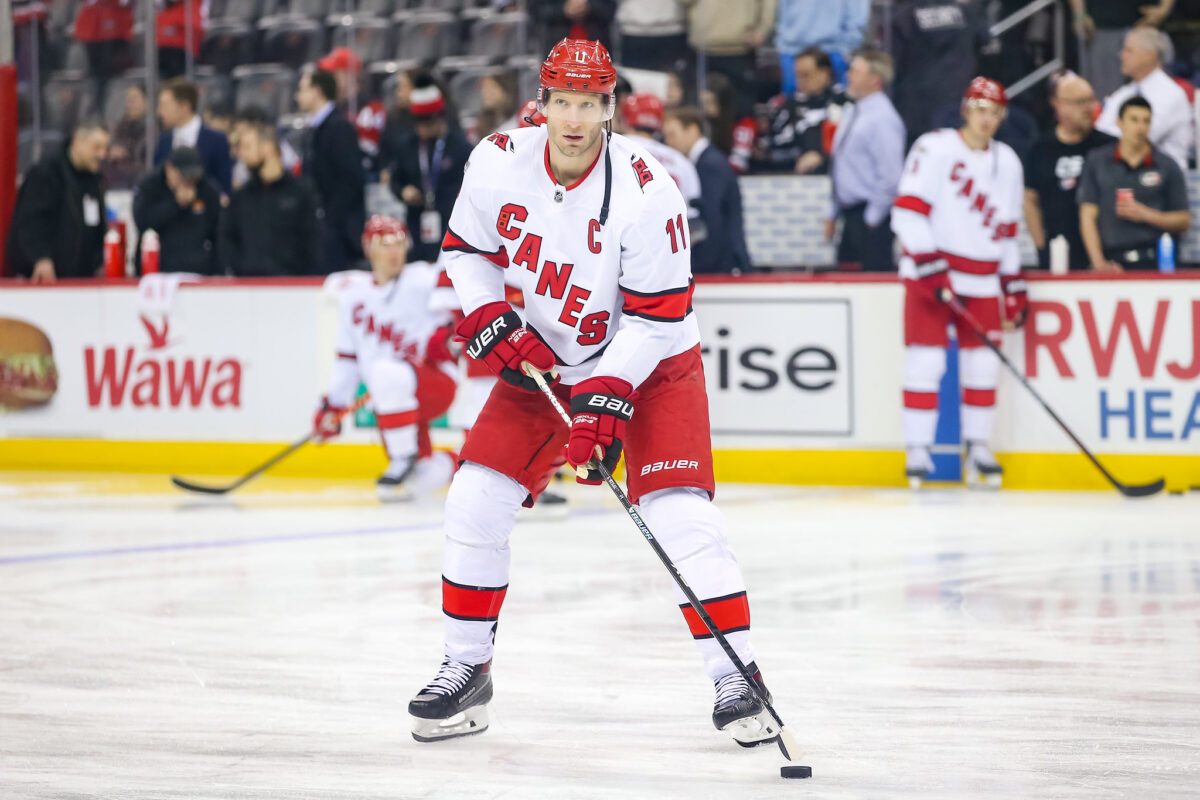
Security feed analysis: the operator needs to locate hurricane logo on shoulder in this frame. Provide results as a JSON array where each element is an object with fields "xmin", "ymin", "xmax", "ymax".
[
  {"xmin": 486, "ymin": 132, "xmax": 513, "ymax": 152},
  {"xmin": 630, "ymin": 157, "xmax": 654, "ymax": 190}
]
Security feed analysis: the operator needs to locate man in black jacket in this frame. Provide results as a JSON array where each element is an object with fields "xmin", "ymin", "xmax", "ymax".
[
  {"xmin": 219, "ymin": 122, "xmax": 320, "ymax": 276},
  {"xmin": 663, "ymin": 106, "xmax": 751, "ymax": 274},
  {"xmin": 6, "ymin": 120, "xmax": 110, "ymax": 282},
  {"xmin": 132, "ymin": 147, "xmax": 222, "ymax": 275},
  {"xmin": 387, "ymin": 80, "xmax": 471, "ymax": 263},
  {"xmin": 296, "ymin": 68, "xmax": 366, "ymax": 273}
]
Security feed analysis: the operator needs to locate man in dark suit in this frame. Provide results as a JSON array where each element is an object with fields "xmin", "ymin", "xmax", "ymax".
[
  {"xmin": 6, "ymin": 120, "xmax": 110, "ymax": 282},
  {"xmin": 296, "ymin": 68, "xmax": 367, "ymax": 273},
  {"xmin": 386, "ymin": 79, "xmax": 471, "ymax": 263},
  {"xmin": 663, "ymin": 106, "xmax": 751, "ymax": 274},
  {"xmin": 153, "ymin": 78, "xmax": 233, "ymax": 194}
]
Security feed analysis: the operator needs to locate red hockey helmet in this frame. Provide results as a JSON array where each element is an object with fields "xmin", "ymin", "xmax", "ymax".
[
  {"xmin": 537, "ymin": 38, "xmax": 617, "ymax": 121},
  {"xmin": 517, "ymin": 98, "xmax": 544, "ymax": 127},
  {"xmin": 963, "ymin": 76, "xmax": 1008, "ymax": 109},
  {"xmin": 362, "ymin": 214, "xmax": 407, "ymax": 251},
  {"xmin": 620, "ymin": 93, "xmax": 665, "ymax": 133}
]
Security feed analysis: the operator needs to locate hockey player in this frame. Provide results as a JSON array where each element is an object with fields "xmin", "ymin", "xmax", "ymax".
[
  {"xmin": 891, "ymin": 77, "xmax": 1029, "ymax": 488},
  {"xmin": 617, "ymin": 92, "xmax": 706, "ymax": 244},
  {"xmin": 314, "ymin": 215, "xmax": 458, "ymax": 500},
  {"xmin": 409, "ymin": 39, "xmax": 777, "ymax": 749}
]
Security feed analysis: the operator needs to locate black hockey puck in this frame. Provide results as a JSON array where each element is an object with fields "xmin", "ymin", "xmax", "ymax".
[{"xmin": 780, "ymin": 765, "xmax": 812, "ymax": 779}]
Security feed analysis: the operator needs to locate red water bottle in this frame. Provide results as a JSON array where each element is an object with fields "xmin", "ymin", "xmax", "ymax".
[
  {"xmin": 104, "ymin": 226, "xmax": 124, "ymax": 278},
  {"xmin": 141, "ymin": 229, "xmax": 160, "ymax": 274}
]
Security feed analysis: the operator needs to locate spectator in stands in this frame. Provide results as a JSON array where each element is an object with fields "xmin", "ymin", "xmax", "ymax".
[
  {"xmin": 6, "ymin": 120, "xmax": 109, "ymax": 283},
  {"xmin": 203, "ymin": 103, "xmax": 234, "ymax": 137},
  {"xmin": 154, "ymin": 78, "xmax": 233, "ymax": 195},
  {"xmin": 229, "ymin": 105, "xmax": 301, "ymax": 192},
  {"xmin": 826, "ymin": 49, "xmax": 905, "ymax": 271},
  {"xmin": 103, "ymin": 83, "xmax": 148, "ymax": 191},
  {"xmin": 1078, "ymin": 97, "xmax": 1190, "ymax": 271},
  {"xmin": 1094, "ymin": 28, "xmax": 1193, "ymax": 172},
  {"xmin": 73, "ymin": 0, "xmax": 134, "ymax": 102},
  {"xmin": 132, "ymin": 147, "xmax": 221, "ymax": 275},
  {"xmin": 702, "ymin": 72, "xmax": 757, "ymax": 173},
  {"xmin": 379, "ymin": 70, "xmax": 416, "ymax": 187},
  {"xmin": 1023, "ymin": 73, "xmax": 1114, "ymax": 271},
  {"xmin": 219, "ymin": 122, "xmax": 320, "ymax": 276},
  {"xmin": 156, "ymin": 0, "xmax": 205, "ymax": 80},
  {"xmin": 296, "ymin": 68, "xmax": 367, "ymax": 273},
  {"xmin": 317, "ymin": 47, "xmax": 387, "ymax": 173},
  {"xmin": 892, "ymin": 0, "xmax": 990, "ymax": 146},
  {"xmin": 756, "ymin": 47, "xmax": 847, "ymax": 175},
  {"xmin": 775, "ymin": 0, "xmax": 868, "ymax": 93},
  {"xmin": 615, "ymin": 0, "xmax": 691, "ymax": 74},
  {"xmin": 681, "ymin": 0, "xmax": 776, "ymax": 91},
  {"xmin": 387, "ymin": 81, "xmax": 471, "ymax": 264},
  {"xmin": 1071, "ymin": 0, "xmax": 1176, "ymax": 100},
  {"xmin": 473, "ymin": 73, "xmax": 520, "ymax": 141},
  {"xmin": 532, "ymin": 0, "xmax": 617, "ymax": 54},
  {"xmin": 663, "ymin": 106, "xmax": 751, "ymax": 274}
]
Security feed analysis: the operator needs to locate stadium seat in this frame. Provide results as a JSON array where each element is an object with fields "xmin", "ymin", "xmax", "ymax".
[
  {"xmin": 208, "ymin": 0, "xmax": 264, "ymax": 24},
  {"xmin": 41, "ymin": 70, "xmax": 92, "ymax": 134},
  {"xmin": 261, "ymin": 0, "xmax": 336, "ymax": 19},
  {"xmin": 201, "ymin": 20, "xmax": 257, "ymax": 73},
  {"xmin": 356, "ymin": 0, "xmax": 406, "ymax": 14},
  {"xmin": 194, "ymin": 70, "xmax": 236, "ymax": 114},
  {"xmin": 325, "ymin": 14, "xmax": 393, "ymax": 64},
  {"xmin": 448, "ymin": 66, "xmax": 515, "ymax": 123},
  {"xmin": 467, "ymin": 11, "xmax": 527, "ymax": 62},
  {"xmin": 232, "ymin": 64, "xmax": 298, "ymax": 118},
  {"xmin": 508, "ymin": 54, "xmax": 540, "ymax": 101},
  {"xmin": 416, "ymin": 0, "xmax": 463, "ymax": 11},
  {"xmin": 259, "ymin": 16, "xmax": 325, "ymax": 71},
  {"xmin": 19, "ymin": 128, "xmax": 66, "ymax": 174},
  {"xmin": 393, "ymin": 10, "xmax": 459, "ymax": 63}
]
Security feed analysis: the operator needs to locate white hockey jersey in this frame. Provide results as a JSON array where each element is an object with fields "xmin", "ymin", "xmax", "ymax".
[
  {"xmin": 325, "ymin": 262, "xmax": 452, "ymax": 407},
  {"xmin": 891, "ymin": 128, "xmax": 1024, "ymax": 297},
  {"xmin": 442, "ymin": 126, "xmax": 699, "ymax": 389}
]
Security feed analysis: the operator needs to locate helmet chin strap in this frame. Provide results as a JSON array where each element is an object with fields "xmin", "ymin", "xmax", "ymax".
[{"xmin": 599, "ymin": 125, "xmax": 612, "ymax": 227}]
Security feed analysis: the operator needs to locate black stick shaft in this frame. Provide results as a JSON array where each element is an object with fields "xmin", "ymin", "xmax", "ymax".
[
  {"xmin": 943, "ymin": 294, "xmax": 1162, "ymax": 497},
  {"xmin": 526, "ymin": 369, "xmax": 795, "ymax": 757}
]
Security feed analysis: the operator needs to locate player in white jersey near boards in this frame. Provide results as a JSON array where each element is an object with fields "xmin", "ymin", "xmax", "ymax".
[
  {"xmin": 891, "ymin": 77, "xmax": 1029, "ymax": 489},
  {"xmin": 315, "ymin": 215, "xmax": 459, "ymax": 500},
  {"xmin": 408, "ymin": 39, "xmax": 778, "ymax": 749}
]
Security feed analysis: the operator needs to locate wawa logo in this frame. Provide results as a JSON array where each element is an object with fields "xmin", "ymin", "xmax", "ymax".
[{"xmin": 84, "ymin": 315, "xmax": 243, "ymax": 409}]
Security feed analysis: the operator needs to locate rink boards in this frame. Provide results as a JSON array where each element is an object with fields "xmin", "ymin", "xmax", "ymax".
[{"xmin": 0, "ymin": 274, "xmax": 1197, "ymax": 490}]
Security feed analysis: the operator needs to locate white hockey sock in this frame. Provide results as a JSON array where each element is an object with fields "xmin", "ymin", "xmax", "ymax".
[
  {"xmin": 638, "ymin": 487, "xmax": 756, "ymax": 681},
  {"xmin": 902, "ymin": 345, "xmax": 946, "ymax": 448},
  {"xmin": 441, "ymin": 462, "xmax": 526, "ymax": 666},
  {"xmin": 959, "ymin": 345, "xmax": 1000, "ymax": 444}
]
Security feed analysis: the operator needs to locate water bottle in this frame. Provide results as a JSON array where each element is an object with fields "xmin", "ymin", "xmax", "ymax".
[
  {"xmin": 141, "ymin": 230, "xmax": 160, "ymax": 274},
  {"xmin": 103, "ymin": 226, "xmax": 124, "ymax": 278},
  {"xmin": 1049, "ymin": 235, "xmax": 1069, "ymax": 275},
  {"xmin": 1158, "ymin": 233, "xmax": 1174, "ymax": 274}
]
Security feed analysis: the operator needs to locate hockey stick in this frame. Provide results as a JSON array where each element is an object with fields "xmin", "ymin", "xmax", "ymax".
[
  {"xmin": 169, "ymin": 393, "xmax": 372, "ymax": 495},
  {"xmin": 940, "ymin": 291, "xmax": 1164, "ymax": 498},
  {"xmin": 522, "ymin": 364, "xmax": 801, "ymax": 761}
]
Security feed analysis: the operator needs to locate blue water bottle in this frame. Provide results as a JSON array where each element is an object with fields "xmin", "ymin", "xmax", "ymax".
[{"xmin": 1158, "ymin": 233, "xmax": 1175, "ymax": 273}]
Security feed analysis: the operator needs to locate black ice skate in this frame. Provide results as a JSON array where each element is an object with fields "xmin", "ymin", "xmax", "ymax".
[
  {"xmin": 376, "ymin": 456, "xmax": 415, "ymax": 502},
  {"xmin": 905, "ymin": 446, "xmax": 934, "ymax": 489},
  {"xmin": 409, "ymin": 658, "xmax": 493, "ymax": 742},
  {"xmin": 712, "ymin": 662, "xmax": 780, "ymax": 748},
  {"xmin": 965, "ymin": 442, "xmax": 1003, "ymax": 489}
]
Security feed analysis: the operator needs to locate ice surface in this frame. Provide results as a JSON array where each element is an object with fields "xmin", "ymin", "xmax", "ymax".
[{"xmin": 1, "ymin": 473, "xmax": 1198, "ymax": 799}]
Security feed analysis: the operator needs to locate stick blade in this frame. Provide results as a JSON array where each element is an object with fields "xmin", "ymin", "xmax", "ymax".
[
  {"xmin": 775, "ymin": 726, "xmax": 802, "ymax": 762},
  {"xmin": 169, "ymin": 475, "xmax": 233, "ymax": 495},
  {"xmin": 1119, "ymin": 478, "xmax": 1166, "ymax": 498}
]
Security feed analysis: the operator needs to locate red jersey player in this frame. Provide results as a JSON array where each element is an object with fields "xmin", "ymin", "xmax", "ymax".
[
  {"xmin": 891, "ymin": 77, "xmax": 1029, "ymax": 488},
  {"xmin": 314, "ymin": 215, "xmax": 458, "ymax": 500},
  {"xmin": 408, "ymin": 39, "xmax": 778, "ymax": 750}
]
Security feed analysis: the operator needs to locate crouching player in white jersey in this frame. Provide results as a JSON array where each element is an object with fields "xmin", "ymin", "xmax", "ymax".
[
  {"xmin": 408, "ymin": 39, "xmax": 777, "ymax": 749},
  {"xmin": 891, "ymin": 77, "xmax": 1029, "ymax": 489},
  {"xmin": 314, "ymin": 215, "xmax": 459, "ymax": 500}
]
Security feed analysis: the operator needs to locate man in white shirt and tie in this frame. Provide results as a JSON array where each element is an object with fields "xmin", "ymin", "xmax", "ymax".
[{"xmin": 1094, "ymin": 27, "xmax": 1193, "ymax": 172}]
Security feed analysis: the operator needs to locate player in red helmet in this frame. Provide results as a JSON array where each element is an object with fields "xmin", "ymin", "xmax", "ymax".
[
  {"xmin": 892, "ymin": 76, "xmax": 1027, "ymax": 489},
  {"xmin": 517, "ymin": 98, "xmax": 543, "ymax": 128},
  {"xmin": 314, "ymin": 214, "xmax": 459, "ymax": 500},
  {"xmin": 408, "ymin": 39, "xmax": 781, "ymax": 751}
]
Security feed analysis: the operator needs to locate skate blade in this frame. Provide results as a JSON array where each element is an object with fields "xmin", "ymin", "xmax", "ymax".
[
  {"xmin": 965, "ymin": 468, "xmax": 1002, "ymax": 491},
  {"xmin": 722, "ymin": 709, "xmax": 781, "ymax": 748},
  {"xmin": 411, "ymin": 704, "xmax": 489, "ymax": 742},
  {"xmin": 906, "ymin": 472, "xmax": 926, "ymax": 490}
]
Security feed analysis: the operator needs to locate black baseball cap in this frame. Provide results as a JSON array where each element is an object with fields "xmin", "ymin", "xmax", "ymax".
[{"xmin": 167, "ymin": 147, "xmax": 205, "ymax": 180}]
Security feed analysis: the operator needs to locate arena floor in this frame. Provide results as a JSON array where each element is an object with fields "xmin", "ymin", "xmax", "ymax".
[{"xmin": 1, "ymin": 473, "xmax": 1198, "ymax": 799}]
